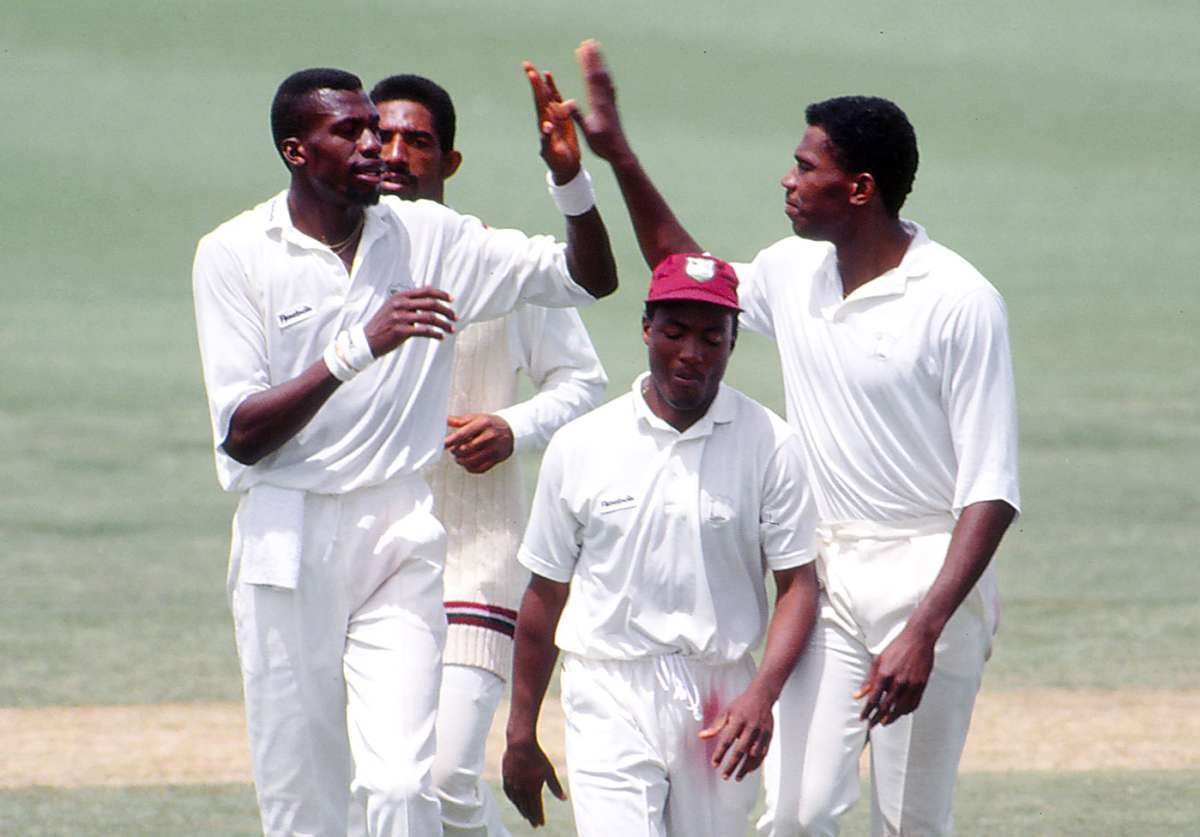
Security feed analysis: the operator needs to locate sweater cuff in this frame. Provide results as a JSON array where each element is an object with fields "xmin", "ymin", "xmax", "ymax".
[
  {"xmin": 444, "ymin": 622, "xmax": 515, "ymax": 681},
  {"xmin": 493, "ymin": 405, "xmax": 537, "ymax": 454}
]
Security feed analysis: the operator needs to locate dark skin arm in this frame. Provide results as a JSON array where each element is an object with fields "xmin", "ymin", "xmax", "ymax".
[
  {"xmin": 524, "ymin": 61, "xmax": 618, "ymax": 299},
  {"xmin": 221, "ymin": 287, "xmax": 457, "ymax": 465},
  {"xmin": 699, "ymin": 562, "xmax": 819, "ymax": 780},
  {"xmin": 566, "ymin": 40, "xmax": 700, "ymax": 269},
  {"xmin": 856, "ymin": 499, "xmax": 1017, "ymax": 727},
  {"xmin": 502, "ymin": 574, "xmax": 570, "ymax": 828}
]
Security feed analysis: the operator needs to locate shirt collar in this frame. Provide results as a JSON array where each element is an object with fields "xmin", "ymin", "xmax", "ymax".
[
  {"xmin": 265, "ymin": 190, "xmax": 392, "ymax": 255},
  {"xmin": 631, "ymin": 372, "xmax": 735, "ymax": 440},
  {"xmin": 817, "ymin": 219, "xmax": 932, "ymax": 315}
]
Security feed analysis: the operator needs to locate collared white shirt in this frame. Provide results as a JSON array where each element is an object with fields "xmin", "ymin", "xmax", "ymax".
[
  {"xmin": 733, "ymin": 220, "xmax": 1020, "ymax": 523},
  {"xmin": 495, "ymin": 304, "xmax": 607, "ymax": 453},
  {"xmin": 519, "ymin": 375, "xmax": 817, "ymax": 663},
  {"xmin": 192, "ymin": 192, "xmax": 595, "ymax": 494}
]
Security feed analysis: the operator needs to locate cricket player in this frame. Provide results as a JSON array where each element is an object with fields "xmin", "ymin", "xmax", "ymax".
[
  {"xmin": 369, "ymin": 73, "xmax": 607, "ymax": 837},
  {"xmin": 501, "ymin": 253, "xmax": 821, "ymax": 837},
  {"xmin": 192, "ymin": 65, "xmax": 617, "ymax": 836},
  {"xmin": 563, "ymin": 42, "xmax": 1020, "ymax": 836}
]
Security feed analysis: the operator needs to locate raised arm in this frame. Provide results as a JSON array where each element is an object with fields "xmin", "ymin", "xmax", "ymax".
[
  {"xmin": 567, "ymin": 39, "xmax": 701, "ymax": 268},
  {"xmin": 524, "ymin": 61, "xmax": 618, "ymax": 299}
]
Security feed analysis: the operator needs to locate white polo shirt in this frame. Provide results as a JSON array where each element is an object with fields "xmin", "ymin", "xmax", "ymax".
[
  {"xmin": 192, "ymin": 192, "xmax": 596, "ymax": 495},
  {"xmin": 518, "ymin": 375, "xmax": 817, "ymax": 664},
  {"xmin": 733, "ymin": 221, "xmax": 1020, "ymax": 523}
]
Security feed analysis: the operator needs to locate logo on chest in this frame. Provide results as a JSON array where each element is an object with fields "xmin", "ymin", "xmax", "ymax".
[
  {"xmin": 277, "ymin": 304, "xmax": 315, "ymax": 328},
  {"xmin": 598, "ymin": 494, "xmax": 637, "ymax": 515}
]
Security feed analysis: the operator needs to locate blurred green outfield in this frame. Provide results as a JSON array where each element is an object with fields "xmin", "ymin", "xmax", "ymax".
[{"xmin": 1, "ymin": 0, "xmax": 1197, "ymax": 833}]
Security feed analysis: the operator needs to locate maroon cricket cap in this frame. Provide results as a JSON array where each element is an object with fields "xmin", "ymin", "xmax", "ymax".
[{"xmin": 646, "ymin": 253, "xmax": 740, "ymax": 311}]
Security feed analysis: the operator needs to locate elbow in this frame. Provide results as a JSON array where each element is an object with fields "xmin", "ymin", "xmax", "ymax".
[
  {"xmin": 221, "ymin": 432, "xmax": 265, "ymax": 466},
  {"xmin": 576, "ymin": 264, "xmax": 617, "ymax": 299},
  {"xmin": 592, "ymin": 268, "xmax": 619, "ymax": 299},
  {"xmin": 568, "ymin": 250, "xmax": 619, "ymax": 299}
]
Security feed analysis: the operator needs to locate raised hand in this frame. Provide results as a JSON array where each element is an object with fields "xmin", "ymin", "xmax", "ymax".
[
  {"xmin": 567, "ymin": 39, "xmax": 633, "ymax": 164},
  {"xmin": 523, "ymin": 60, "xmax": 581, "ymax": 183}
]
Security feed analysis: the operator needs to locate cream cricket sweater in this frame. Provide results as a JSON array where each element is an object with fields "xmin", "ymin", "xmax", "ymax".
[{"xmin": 428, "ymin": 316, "xmax": 526, "ymax": 680}]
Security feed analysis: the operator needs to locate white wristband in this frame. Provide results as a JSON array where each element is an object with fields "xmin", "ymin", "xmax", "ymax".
[
  {"xmin": 546, "ymin": 167, "xmax": 595, "ymax": 216},
  {"xmin": 323, "ymin": 325, "xmax": 375, "ymax": 382},
  {"xmin": 343, "ymin": 324, "xmax": 375, "ymax": 371}
]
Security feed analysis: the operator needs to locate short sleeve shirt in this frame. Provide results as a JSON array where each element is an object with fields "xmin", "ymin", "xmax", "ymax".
[
  {"xmin": 518, "ymin": 375, "xmax": 817, "ymax": 663},
  {"xmin": 732, "ymin": 221, "xmax": 1020, "ymax": 522}
]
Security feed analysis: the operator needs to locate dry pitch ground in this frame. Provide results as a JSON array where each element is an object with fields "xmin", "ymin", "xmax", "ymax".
[{"xmin": 2, "ymin": 689, "xmax": 1197, "ymax": 789}]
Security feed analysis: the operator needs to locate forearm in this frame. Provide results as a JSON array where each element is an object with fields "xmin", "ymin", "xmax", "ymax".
[
  {"xmin": 506, "ymin": 578, "xmax": 568, "ymax": 745},
  {"xmin": 563, "ymin": 206, "xmax": 618, "ymax": 298},
  {"xmin": 498, "ymin": 374, "xmax": 605, "ymax": 452},
  {"xmin": 608, "ymin": 150, "xmax": 701, "ymax": 268},
  {"xmin": 221, "ymin": 359, "xmax": 340, "ymax": 465},
  {"xmin": 751, "ymin": 564, "xmax": 819, "ymax": 701},
  {"xmin": 907, "ymin": 499, "xmax": 1017, "ymax": 639}
]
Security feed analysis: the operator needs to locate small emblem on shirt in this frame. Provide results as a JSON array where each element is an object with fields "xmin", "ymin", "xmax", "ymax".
[
  {"xmin": 685, "ymin": 256, "xmax": 716, "ymax": 282},
  {"xmin": 277, "ymin": 305, "xmax": 314, "ymax": 328},
  {"xmin": 873, "ymin": 332, "xmax": 894, "ymax": 359},
  {"xmin": 598, "ymin": 494, "xmax": 637, "ymax": 514},
  {"xmin": 705, "ymin": 494, "xmax": 735, "ymax": 525}
]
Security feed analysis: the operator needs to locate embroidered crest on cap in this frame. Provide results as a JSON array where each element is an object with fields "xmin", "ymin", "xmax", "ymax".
[{"xmin": 685, "ymin": 256, "xmax": 716, "ymax": 282}]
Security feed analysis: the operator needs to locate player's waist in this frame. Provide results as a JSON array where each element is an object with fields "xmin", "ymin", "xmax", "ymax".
[{"xmin": 816, "ymin": 514, "xmax": 955, "ymax": 545}]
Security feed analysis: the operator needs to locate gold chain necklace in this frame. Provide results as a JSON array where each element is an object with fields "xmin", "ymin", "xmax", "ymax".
[{"xmin": 327, "ymin": 212, "xmax": 365, "ymax": 254}]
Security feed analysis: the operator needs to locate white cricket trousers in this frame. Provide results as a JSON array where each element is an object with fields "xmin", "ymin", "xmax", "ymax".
[
  {"xmin": 433, "ymin": 664, "xmax": 512, "ymax": 837},
  {"xmin": 561, "ymin": 653, "xmax": 761, "ymax": 837},
  {"xmin": 230, "ymin": 476, "xmax": 447, "ymax": 837},
  {"xmin": 759, "ymin": 518, "xmax": 996, "ymax": 837}
]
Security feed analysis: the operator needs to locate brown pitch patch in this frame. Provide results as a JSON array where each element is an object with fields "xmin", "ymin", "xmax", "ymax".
[{"xmin": 1, "ymin": 689, "xmax": 1196, "ymax": 789}]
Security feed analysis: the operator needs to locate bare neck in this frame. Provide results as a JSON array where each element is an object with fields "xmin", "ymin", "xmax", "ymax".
[
  {"xmin": 287, "ymin": 182, "xmax": 365, "ymax": 271},
  {"xmin": 834, "ymin": 216, "xmax": 913, "ymax": 298},
  {"xmin": 287, "ymin": 182, "xmax": 363, "ymax": 246}
]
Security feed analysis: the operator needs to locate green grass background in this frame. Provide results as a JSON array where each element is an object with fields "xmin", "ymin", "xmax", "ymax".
[
  {"xmin": 4, "ymin": 771, "xmax": 1198, "ymax": 837},
  {"xmin": 1, "ymin": 0, "xmax": 1197, "ymax": 833}
]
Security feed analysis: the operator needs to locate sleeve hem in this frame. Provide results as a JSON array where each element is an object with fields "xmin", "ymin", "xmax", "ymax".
[
  {"xmin": 517, "ymin": 548, "xmax": 574, "ymax": 583},
  {"xmin": 765, "ymin": 549, "xmax": 816, "ymax": 572}
]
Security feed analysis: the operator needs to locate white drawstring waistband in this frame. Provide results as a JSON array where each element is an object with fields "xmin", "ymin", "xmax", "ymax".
[
  {"xmin": 816, "ymin": 514, "xmax": 955, "ymax": 546},
  {"xmin": 654, "ymin": 654, "xmax": 704, "ymax": 722}
]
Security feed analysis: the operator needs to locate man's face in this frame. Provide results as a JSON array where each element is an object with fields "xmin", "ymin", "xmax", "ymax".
[
  {"xmin": 780, "ymin": 125, "xmax": 855, "ymax": 241},
  {"xmin": 376, "ymin": 99, "xmax": 459, "ymax": 202},
  {"xmin": 642, "ymin": 301, "xmax": 735, "ymax": 430},
  {"xmin": 287, "ymin": 88, "xmax": 383, "ymax": 207}
]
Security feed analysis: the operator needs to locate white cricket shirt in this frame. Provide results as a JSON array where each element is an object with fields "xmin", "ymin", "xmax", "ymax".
[
  {"xmin": 192, "ymin": 192, "xmax": 596, "ymax": 495},
  {"xmin": 518, "ymin": 375, "xmax": 817, "ymax": 663},
  {"xmin": 733, "ymin": 221, "xmax": 1020, "ymax": 522},
  {"xmin": 494, "ymin": 304, "xmax": 607, "ymax": 454}
]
